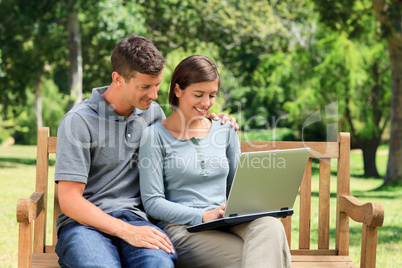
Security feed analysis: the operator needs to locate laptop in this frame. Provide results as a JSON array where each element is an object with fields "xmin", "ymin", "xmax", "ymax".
[{"xmin": 187, "ymin": 147, "xmax": 311, "ymax": 233}]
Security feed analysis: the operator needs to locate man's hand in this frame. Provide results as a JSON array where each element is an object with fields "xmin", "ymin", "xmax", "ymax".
[
  {"xmin": 202, "ymin": 204, "xmax": 226, "ymax": 223},
  {"xmin": 119, "ymin": 223, "xmax": 175, "ymax": 254},
  {"xmin": 208, "ymin": 113, "xmax": 239, "ymax": 131},
  {"xmin": 58, "ymin": 181, "xmax": 174, "ymax": 254}
]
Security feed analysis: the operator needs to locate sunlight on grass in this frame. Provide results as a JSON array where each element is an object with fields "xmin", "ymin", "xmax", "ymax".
[
  {"xmin": 288, "ymin": 150, "xmax": 400, "ymax": 267},
  {"xmin": 0, "ymin": 146, "xmax": 56, "ymax": 267}
]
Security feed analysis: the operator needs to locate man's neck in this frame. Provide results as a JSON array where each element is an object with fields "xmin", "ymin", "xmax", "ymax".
[{"xmin": 102, "ymin": 83, "xmax": 133, "ymax": 117}]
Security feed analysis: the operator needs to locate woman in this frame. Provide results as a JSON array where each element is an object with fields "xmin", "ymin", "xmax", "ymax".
[{"xmin": 139, "ymin": 55, "xmax": 291, "ymax": 267}]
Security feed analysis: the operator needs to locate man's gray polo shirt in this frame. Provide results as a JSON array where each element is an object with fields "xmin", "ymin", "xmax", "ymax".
[{"xmin": 54, "ymin": 86, "xmax": 166, "ymax": 233}]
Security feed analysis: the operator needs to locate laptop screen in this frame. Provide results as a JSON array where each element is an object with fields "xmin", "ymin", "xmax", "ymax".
[{"xmin": 224, "ymin": 148, "xmax": 311, "ymax": 217}]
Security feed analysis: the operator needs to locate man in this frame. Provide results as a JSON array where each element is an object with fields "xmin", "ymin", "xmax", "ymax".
[{"xmin": 55, "ymin": 36, "xmax": 236, "ymax": 267}]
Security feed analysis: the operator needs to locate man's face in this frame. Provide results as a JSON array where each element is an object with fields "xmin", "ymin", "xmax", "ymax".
[{"xmin": 121, "ymin": 72, "xmax": 163, "ymax": 110}]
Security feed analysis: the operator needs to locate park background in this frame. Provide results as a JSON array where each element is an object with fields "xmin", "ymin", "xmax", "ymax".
[{"xmin": 0, "ymin": 0, "xmax": 401, "ymax": 267}]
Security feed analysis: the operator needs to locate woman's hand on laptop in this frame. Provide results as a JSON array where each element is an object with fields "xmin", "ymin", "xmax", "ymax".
[{"xmin": 202, "ymin": 204, "xmax": 226, "ymax": 222}]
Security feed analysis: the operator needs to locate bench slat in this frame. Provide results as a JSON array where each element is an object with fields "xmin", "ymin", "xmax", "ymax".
[
  {"xmin": 336, "ymin": 133, "xmax": 351, "ymax": 255},
  {"xmin": 299, "ymin": 159, "xmax": 312, "ymax": 249},
  {"xmin": 48, "ymin": 137, "xmax": 57, "ymax": 154},
  {"xmin": 281, "ymin": 216, "xmax": 292, "ymax": 248},
  {"xmin": 52, "ymin": 183, "xmax": 60, "ymax": 246},
  {"xmin": 240, "ymin": 141, "xmax": 339, "ymax": 158},
  {"xmin": 34, "ymin": 128, "xmax": 50, "ymax": 254},
  {"xmin": 32, "ymin": 253, "xmax": 357, "ymax": 268},
  {"xmin": 292, "ymin": 255, "xmax": 351, "ymax": 261},
  {"xmin": 291, "ymin": 255, "xmax": 357, "ymax": 268},
  {"xmin": 291, "ymin": 249, "xmax": 338, "ymax": 255},
  {"xmin": 318, "ymin": 158, "xmax": 331, "ymax": 249},
  {"xmin": 291, "ymin": 263, "xmax": 356, "ymax": 267},
  {"xmin": 32, "ymin": 253, "xmax": 59, "ymax": 268}
]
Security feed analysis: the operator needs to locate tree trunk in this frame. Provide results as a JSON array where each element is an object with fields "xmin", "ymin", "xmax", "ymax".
[
  {"xmin": 35, "ymin": 79, "xmax": 43, "ymax": 131},
  {"xmin": 361, "ymin": 138, "xmax": 381, "ymax": 178},
  {"xmin": 67, "ymin": 1, "xmax": 83, "ymax": 111},
  {"xmin": 384, "ymin": 35, "xmax": 402, "ymax": 185},
  {"xmin": 345, "ymin": 93, "xmax": 382, "ymax": 178},
  {"xmin": 372, "ymin": 0, "xmax": 402, "ymax": 185}
]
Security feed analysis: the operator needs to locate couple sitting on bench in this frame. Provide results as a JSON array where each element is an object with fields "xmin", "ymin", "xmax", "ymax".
[{"xmin": 54, "ymin": 36, "xmax": 290, "ymax": 268}]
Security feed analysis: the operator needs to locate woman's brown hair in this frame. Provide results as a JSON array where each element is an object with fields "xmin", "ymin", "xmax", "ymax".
[{"xmin": 169, "ymin": 55, "xmax": 220, "ymax": 109}]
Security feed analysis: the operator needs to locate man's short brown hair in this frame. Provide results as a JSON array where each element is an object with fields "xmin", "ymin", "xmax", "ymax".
[{"xmin": 111, "ymin": 36, "xmax": 165, "ymax": 82}]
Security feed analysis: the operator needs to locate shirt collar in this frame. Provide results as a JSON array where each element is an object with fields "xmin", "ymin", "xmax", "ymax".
[{"xmin": 88, "ymin": 86, "xmax": 142, "ymax": 121}]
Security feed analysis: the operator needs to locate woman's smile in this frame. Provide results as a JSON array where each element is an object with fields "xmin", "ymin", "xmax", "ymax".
[{"xmin": 195, "ymin": 107, "xmax": 207, "ymax": 114}]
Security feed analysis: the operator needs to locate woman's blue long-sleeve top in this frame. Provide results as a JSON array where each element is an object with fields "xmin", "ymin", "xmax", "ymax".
[{"xmin": 139, "ymin": 119, "xmax": 241, "ymax": 228}]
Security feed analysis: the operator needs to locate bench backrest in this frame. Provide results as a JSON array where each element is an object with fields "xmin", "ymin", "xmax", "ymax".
[
  {"xmin": 34, "ymin": 127, "xmax": 350, "ymax": 255},
  {"xmin": 240, "ymin": 134, "xmax": 351, "ymax": 256},
  {"xmin": 33, "ymin": 128, "xmax": 59, "ymax": 253}
]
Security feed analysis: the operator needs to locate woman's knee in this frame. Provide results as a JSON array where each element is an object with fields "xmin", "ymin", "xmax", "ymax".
[
  {"xmin": 246, "ymin": 216, "xmax": 287, "ymax": 241},
  {"xmin": 251, "ymin": 216, "xmax": 283, "ymax": 230},
  {"xmin": 165, "ymin": 225, "xmax": 242, "ymax": 268}
]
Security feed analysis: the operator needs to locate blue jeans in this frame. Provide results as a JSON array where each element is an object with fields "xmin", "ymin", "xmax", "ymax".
[{"xmin": 55, "ymin": 211, "xmax": 177, "ymax": 268}]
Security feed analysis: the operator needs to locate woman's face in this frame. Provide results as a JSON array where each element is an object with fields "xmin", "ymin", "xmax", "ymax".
[{"xmin": 175, "ymin": 80, "xmax": 219, "ymax": 120}]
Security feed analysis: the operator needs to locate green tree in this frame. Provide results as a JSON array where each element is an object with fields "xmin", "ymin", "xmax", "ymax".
[
  {"xmin": 0, "ymin": 0, "xmax": 66, "ymax": 113},
  {"xmin": 137, "ymin": 0, "xmax": 301, "ymax": 78},
  {"xmin": 243, "ymin": 1, "xmax": 391, "ymax": 178},
  {"xmin": 0, "ymin": 0, "xmax": 146, "ymax": 143},
  {"xmin": 313, "ymin": 0, "xmax": 398, "ymax": 181},
  {"xmin": 66, "ymin": 0, "xmax": 83, "ymax": 110},
  {"xmin": 79, "ymin": 0, "xmax": 146, "ymax": 93},
  {"xmin": 371, "ymin": 0, "xmax": 402, "ymax": 185},
  {"xmin": 137, "ymin": 0, "xmax": 314, "ymax": 127},
  {"xmin": 305, "ymin": 32, "xmax": 390, "ymax": 177},
  {"xmin": 0, "ymin": 0, "xmax": 68, "ymax": 140}
]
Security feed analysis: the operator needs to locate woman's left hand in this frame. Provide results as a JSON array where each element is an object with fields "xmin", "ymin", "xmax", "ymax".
[{"xmin": 208, "ymin": 113, "xmax": 239, "ymax": 131}]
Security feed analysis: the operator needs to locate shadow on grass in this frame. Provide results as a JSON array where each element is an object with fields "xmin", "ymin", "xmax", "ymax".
[
  {"xmin": 325, "ymin": 169, "xmax": 383, "ymax": 179},
  {"xmin": 349, "ymin": 173, "xmax": 383, "ymax": 179},
  {"xmin": 0, "ymin": 157, "xmax": 55, "ymax": 166},
  {"xmin": 311, "ymin": 192, "xmax": 338, "ymax": 198},
  {"xmin": 310, "ymin": 191, "xmax": 397, "ymax": 200},
  {"xmin": 324, "ymin": 225, "xmax": 400, "ymax": 248},
  {"xmin": 348, "ymin": 225, "xmax": 401, "ymax": 246},
  {"xmin": 349, "ymin": 191, "xmax": 398, "ymax": 199}
]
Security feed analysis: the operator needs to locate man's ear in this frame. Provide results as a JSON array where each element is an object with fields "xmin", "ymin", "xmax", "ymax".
[
  {"xmin": 174, "ymin": 83, "xmax": 182, "ymax": 97},
  {"xmin": 112, "ymin": 72, "xmax": 124, "ymax": 86}
]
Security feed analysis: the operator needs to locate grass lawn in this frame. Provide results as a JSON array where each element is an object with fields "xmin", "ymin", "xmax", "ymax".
[{"xmin": 0, "ymin": 143, "xmax": 401, "ymax": 267}]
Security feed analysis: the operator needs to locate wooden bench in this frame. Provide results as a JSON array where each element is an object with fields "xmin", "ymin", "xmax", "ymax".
[{"xmin": 17, "ymin": 127, "xmax": 384, "ymax": 267}]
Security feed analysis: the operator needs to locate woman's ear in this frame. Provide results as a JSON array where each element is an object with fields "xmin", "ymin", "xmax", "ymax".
[{"xmin": 174, "ymin": 83, "xmax": 182, "ymax": 97}]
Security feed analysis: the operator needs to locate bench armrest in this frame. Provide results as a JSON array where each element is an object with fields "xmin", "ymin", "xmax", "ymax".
[
  {"xmin": 16, "ymin": 192, "xmax": 45, "ymax": 223},
  {"xmin": 339, "ymin": 195, "xmax": 384, "ymax": 227},
  {"xmin": 339, "ymin": 194, "xmax": 384, "ymax": 268}
]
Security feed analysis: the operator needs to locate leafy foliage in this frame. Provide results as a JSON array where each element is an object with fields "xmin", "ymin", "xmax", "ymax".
[
  {"xmin": 0, "ymin": 0, "xmax": 66, "ymax": 111},
  {"xmin": 0, "ymin": 0, "xmax": 394, "ymax": 182},
  {"xmin": 12, "ymin": 79, "xmax": 68, "ymax": 144},
  {"xmin": 79, "ymin": 0, "xmax": 147, "ymax": 93}
]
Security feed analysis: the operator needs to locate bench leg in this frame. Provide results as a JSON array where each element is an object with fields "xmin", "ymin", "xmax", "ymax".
[
  {"xmin": 18, "ymin": 223, "xmax": 33, "ymax": 268},
  {"xmin": 360, "ymin": 224, "xmax": 378, "ymax": 268}
]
